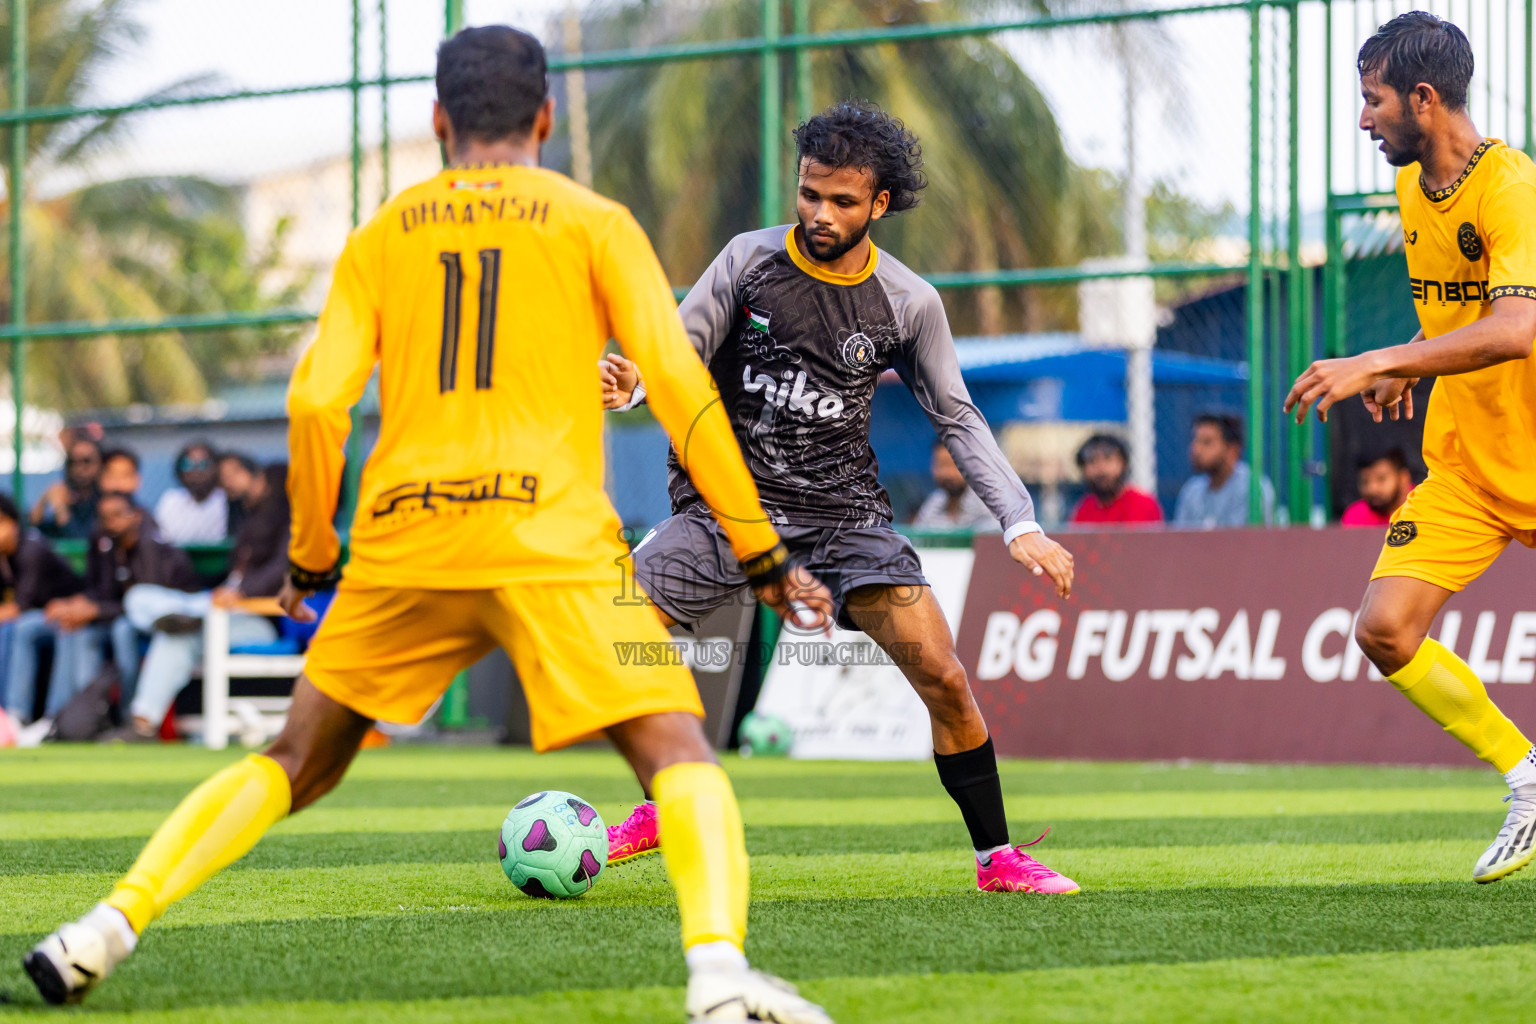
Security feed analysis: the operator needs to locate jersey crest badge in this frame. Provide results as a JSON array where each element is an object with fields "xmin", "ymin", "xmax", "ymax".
[
  {"xmin": 1457, "ymin": 222, "xmax": 1483, "ymax": 262},
  {"xmin": 1387, "ymin": 521, "xmax": 1417, "ymax": 548},
  {"xmin": 840, "ymin": 332, "xmax": 877, "ymax": 369}
]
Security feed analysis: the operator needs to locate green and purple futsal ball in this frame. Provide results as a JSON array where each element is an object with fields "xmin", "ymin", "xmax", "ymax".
[
  {"xmin": 498, "ymin": 790, "xmax": 607, "ymax": 898},
  {"xmin": 737, "ymin": 711, "xmax": 793, "ymax": 757}
]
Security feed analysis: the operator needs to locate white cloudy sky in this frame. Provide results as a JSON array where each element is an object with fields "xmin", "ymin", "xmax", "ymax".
[{"xmin": 40, "ymin": 0, "xmax": 1530, "ymax": 227}]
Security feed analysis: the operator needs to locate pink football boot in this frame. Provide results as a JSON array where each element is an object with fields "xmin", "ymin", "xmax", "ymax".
[
  {"xmin": 607, "ymin": 801, "xmax": 661, "ymax": 865},
  {"xmin": 977, "ymin": 832, "xmax": 1080, "ymax": 894}
]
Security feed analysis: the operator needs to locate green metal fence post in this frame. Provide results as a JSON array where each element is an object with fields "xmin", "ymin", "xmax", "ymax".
[
  {"xmin": 1266, "ymin": 8, "xmax": 1282, "ymax": 515},
  {"xmin": 793, "ymin": 0, "xmax": 812, "ymax": 125},
  {"xmin": 379, "ymin": 0, "xmax": 390, "ymax": 204},
  {"xmin": 1247, "ymin": 0, "xmax": 1265, "ymax": 525},
  {"xmin": 1320, "ymin": 0, "xmax": 1336, "ymax": 515},
  {"xmin": 340, "ymin": 0, "xmax": 365, "ymax": 525},
  {"xmin": 760, "ymin": 0, "xmax": 782, "ymax": 228},
  {"xmin": 437, "ymin": 0, "xmax": 472, "ymax": 729},
  {"xmin": 1526, "ymin": 0, "xmax": 1534, "ymax": 155},
  {"xmin": 1286, "ymin": 0, "xmax": 1306, "ymax": 526},
  {"xmin": 8, "ymin": 0, "xmax": 24, "ymax": 503}
]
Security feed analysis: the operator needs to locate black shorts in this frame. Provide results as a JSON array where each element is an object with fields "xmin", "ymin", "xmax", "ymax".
[{"xmin": 630, "ymin": 511, "xmax": 929, "ymax": 632}]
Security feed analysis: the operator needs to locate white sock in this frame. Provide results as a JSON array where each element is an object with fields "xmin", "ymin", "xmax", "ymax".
[
  {"xmin": 685, "ymin": 940, "xmax": 748, "ymax": 974},
  {"xmin": 976, "ymin": 843, "xmax": 1011, "ymax": 865},
  {"xmin": 83, "ymin": 902, "xmax": 138, "ymax": 956},
  {"xmin": 1504, "ymin": 746, "xmax": 1536, "ymax": 790}
]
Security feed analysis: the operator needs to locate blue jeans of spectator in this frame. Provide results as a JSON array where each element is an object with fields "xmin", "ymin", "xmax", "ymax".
[
  {"xmin": 123, "ymin": 586, "xmax": 277, "ymax": 727},
  {"xmin": 2, "ymin": 610, "xmax": 63, "ymax": 723},
  {"xmin": 47, "ymin": 615, "xmax": 143, "ymax": 718}
]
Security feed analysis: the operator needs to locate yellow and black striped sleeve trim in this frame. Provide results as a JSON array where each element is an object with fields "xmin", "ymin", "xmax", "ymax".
[
  {"xmin": 1489, "ymin": 285, "xmax": 1536, "ymax": 300},
  {"xmin": 1420, "ymin": 140, "xmax": 1496, "ymax": 202}
]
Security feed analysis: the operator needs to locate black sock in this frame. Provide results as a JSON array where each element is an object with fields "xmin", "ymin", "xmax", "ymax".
[{"xmin": 933, "ymin": 736, "xmax": 1010, "ymax": 853}]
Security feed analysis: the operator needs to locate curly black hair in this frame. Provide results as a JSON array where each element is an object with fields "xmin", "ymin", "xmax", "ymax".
[{"xmin": 792, "ymin": 100, "xmax": 926, "ymax": 215}]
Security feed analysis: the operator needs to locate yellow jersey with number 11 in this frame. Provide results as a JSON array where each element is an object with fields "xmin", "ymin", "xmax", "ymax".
[
  {"xmin": 1397, "ymin": 139, "xmax": 1536, "ymax": 526},
  {"xmin": 287, "ymin": 163, "xmax": 780, "ymax": 588}
]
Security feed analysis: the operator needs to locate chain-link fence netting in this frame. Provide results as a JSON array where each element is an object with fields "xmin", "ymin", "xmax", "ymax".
[
  {"xmin": 3, "ymin": 0, "xmax": 1524, "ymax": 532},
  {"xmin": 1322, "ymin": 0, "xmax": 1532, "ymax": 518}
]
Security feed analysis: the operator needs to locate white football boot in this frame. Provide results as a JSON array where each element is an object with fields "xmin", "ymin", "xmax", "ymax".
[
  {"xmin": 1473, "ymin": 785, "xmax": 1536, "ymax": 883},
  {"xmin": 23, "ymin": 903, "xmax": 137, "ymax": 1005},
  {"xmin": 686, "ymin": 965, "xmax": 833, "ymax": 1023}
]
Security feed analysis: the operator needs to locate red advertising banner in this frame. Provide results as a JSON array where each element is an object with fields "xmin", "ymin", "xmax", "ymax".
[{"xmin": 955, "ymin": 528, "xmax": 1536, "ymax": 765}]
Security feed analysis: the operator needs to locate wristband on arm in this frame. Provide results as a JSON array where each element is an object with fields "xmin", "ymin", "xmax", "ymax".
[
  {"xmin": 288, "ymin": 560, "xmax": 341, "ymax": 591},
  {"xmin": 740, "ymin": 541, "xmax": 791, "ymax": 588}
]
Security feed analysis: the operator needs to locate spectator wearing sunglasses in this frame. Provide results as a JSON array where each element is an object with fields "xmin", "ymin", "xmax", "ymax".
[
  {"xmin": 154, "ymin": 441, "xmax": 229, "ymax": 545},
  {"xmin": 32, "ymin": 436, "xmax": 103, "ymax": 539}
]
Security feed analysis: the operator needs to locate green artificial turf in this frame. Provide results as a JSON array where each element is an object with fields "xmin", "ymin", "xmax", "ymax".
[{"xmin": 0, "ymin": 746, "xmax": 1528, "ymax": 1021}]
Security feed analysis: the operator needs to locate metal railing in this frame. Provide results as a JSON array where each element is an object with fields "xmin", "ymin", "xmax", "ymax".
[{"xmin": 8, "ymin": 0, "xmax": 1524, "ymax": 523}]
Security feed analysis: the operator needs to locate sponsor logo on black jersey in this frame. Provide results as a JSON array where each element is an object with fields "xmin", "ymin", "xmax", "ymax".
[
  {"xmin": 1387, "ymin": 521, "xmax": 1417, "ymax": 547},
  {"xmin": 741, "ymin": 364, "xmax": 845, "ymax": 419},
  {"xmin": 1458, "ymin": 222, "xmax": 1484, "ymax": 261}
]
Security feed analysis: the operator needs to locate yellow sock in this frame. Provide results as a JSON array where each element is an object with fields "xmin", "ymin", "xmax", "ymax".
[
  {"xmin": 1388, "ymin": 638, "xmax": 1532, "ymax": 772},
  {"xmin": 105, "ymin": 754, "xmax": 291, "ymax": 934},
  {"xmin": 652, "ymin": 761, "xmax": 748, "ymax": 951}
]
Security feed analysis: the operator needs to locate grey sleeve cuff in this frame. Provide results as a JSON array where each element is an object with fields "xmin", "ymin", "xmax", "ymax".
[{"xmin": 1002, "ymin": 521, "xmax": 1042, "ymax": 545}]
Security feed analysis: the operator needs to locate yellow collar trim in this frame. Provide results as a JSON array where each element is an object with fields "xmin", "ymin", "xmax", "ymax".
[
  {"xmin": 1420, "ymin": 139, "xmax": 1498, "ymax": 203},
  {"xmin": 783, "ymin": 227, "xmax": 879, "ymax": 286}
]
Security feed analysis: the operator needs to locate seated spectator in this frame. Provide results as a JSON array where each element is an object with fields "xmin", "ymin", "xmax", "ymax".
[
  {"xmin": 218, "ymin": 452, "xmax": 259, "ymax": 536},
  {"xmin": 45, "ymin": 492, "xmax": 198, "ymax": 714},
  {"xmin": 99, "ymin": 447, "xmax": 143, "ymax": 499},
  {"xmin": 32, "ymin": 436, "xmax": 102, "ymax": 539},
  {"xmin": 910, "ymin": 441, "xmax": 1000, "ymax": 532},
  {"xmin": 154, "ymin": 440, "xmax": 228, "ymax": 544},
  {"xmin": 0, "ymin": 495, "xmax": 84, "ymax": 724},
  {"xmin": 1069, "ymin": 434, "xmax": 1164, "ymax": 526},
  {"xmin": 1341, "ymin": 448, "xmax": 1415, "ymax": 527},
  {"xmin": 107, "ymin": 464, "xmax": 291, "ymax": 742},
  {"xmin": 1173, "ymin": 413, "xmax": 1275, "ymax": 528}
]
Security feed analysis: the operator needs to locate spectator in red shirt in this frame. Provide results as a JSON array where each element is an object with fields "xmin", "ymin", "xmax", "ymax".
[
  {"xmin": 1069, "ymin": 434, "xmax": 1164, "ymax": 526},
  {"xmin": 1341, "ymin": 448, "xmax": 1415, "ymax": 527}
]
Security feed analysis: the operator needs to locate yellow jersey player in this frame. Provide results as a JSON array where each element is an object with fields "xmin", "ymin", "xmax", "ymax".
[
  {"xmin": 24, "ymin": 26, "xmax": 837, "ymax": 1024},
  {"xmin": 1286, "ymin": 13, "xmax": 1536, "ymax": 883}
]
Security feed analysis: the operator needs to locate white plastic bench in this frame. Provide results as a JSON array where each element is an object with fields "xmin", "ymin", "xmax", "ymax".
[{"xmin": 200, "ymin": 599, "xmax": 305, "ymax": 751}]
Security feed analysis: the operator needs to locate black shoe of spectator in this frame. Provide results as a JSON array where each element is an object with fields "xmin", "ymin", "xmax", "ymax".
[
  {"xmin": 152, "ymin": 614, "xmax": 202, "ymax": 636},
  {"xmin": 97, "ymin": 721, "xmax": 158, "ymax": 744}
]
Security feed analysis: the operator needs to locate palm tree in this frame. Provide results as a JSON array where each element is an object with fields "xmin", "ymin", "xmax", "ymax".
[
  {"xmin": 578, "ymin": 0, "xmax": 1176, "ymax": 335},
  {"xmin": 17, "ymin": 177, "xmax": 305, "ymax": 410},
  {"xmin": 1, "ymin": 0, "xmax": 299, "ymax": 411}
]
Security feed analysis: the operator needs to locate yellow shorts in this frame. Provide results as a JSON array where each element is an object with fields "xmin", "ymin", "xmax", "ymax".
[
  {"xmin": 1371, "ymin": 473, "xmax": 1536, "ymax": 592},
  {"xmin": 303, "ymin": 579, "xmax": 702, "ymax": 751}
]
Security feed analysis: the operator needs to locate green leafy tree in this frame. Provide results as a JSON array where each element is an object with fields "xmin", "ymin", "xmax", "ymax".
[
  {"xmin": 576, "ymin": 0, "xmax": 1179, "ymax": 334},
  {"xmin": 1, "ymin": 0, "xmax": 301, "ymax": 411}
]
